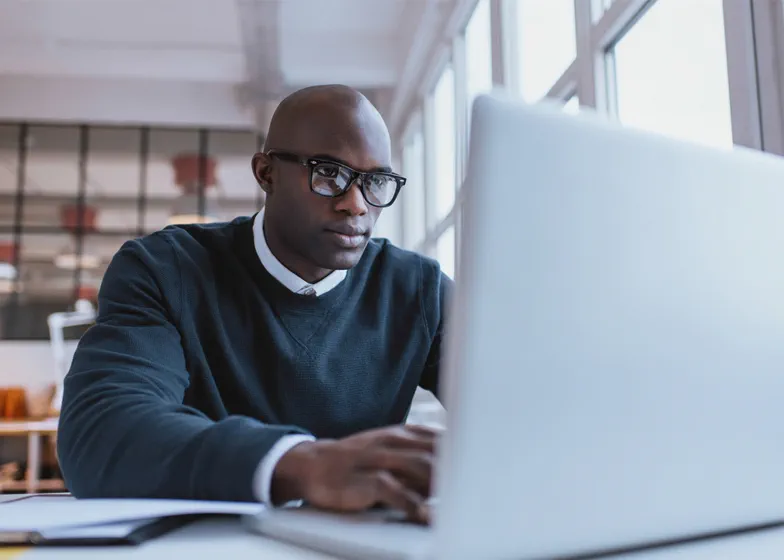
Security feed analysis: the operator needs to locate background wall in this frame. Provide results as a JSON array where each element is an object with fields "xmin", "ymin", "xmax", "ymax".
[
  {"xmin": 0, "ymin": 341, "xmax": 76, "ymax": 464},
  {"xmin": 0, "ymin": 75, "xmax": 258, "ymax": 129},
  {"xmin": 0, "ymin": 341, "xmax": 69, "ymax": 391}
]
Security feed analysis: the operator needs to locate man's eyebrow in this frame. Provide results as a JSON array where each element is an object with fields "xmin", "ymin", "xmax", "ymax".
[{"xmin": 311, "ymin": 153, "xmax": 392, "ymax": 173}]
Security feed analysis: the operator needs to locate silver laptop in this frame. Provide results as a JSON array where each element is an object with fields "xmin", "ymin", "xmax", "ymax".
[{"xmin": 245, "ymin": 93, "xmax": 784, "ymax": 559}]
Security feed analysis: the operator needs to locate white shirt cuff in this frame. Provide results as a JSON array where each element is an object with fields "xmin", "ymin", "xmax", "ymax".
[{"xmin": 252, "ymin": 434, "xmax": 316, "ymax": 506}]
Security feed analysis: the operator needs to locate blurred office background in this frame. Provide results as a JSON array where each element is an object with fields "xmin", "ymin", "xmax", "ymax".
[{"xmin": 0, "ymin": 0, "xmax": 783, "ymax": 489}]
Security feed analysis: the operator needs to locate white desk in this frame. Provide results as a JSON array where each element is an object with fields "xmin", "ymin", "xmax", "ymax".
[
  {"xmin": 3, "ymin": 494, "xmax": 784, "ymax": 559},
  {"xmin": 4, "ymin": 518, "xmax": 332, "ymax": 560}
]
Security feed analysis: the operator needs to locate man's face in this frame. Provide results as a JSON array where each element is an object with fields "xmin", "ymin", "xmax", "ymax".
[{"xmin": 258, "ymin": 103, "xmax": 394, "ymax": 272}]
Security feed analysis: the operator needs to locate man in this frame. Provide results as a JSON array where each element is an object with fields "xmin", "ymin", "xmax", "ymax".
[{"xmin": 57, "ymin": 85, "xmax": 451, "ymax": 525}]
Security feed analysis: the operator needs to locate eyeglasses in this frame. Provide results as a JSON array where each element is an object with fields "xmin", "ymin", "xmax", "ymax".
[{"xmin": 266, "ymin": 150, "xmax": 406, "ymax": 208}]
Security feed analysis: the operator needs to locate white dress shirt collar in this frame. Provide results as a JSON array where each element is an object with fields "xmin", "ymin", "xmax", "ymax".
[{"xmin": 252, "ymin": 208, "xmax": 346, "ymax": 296}]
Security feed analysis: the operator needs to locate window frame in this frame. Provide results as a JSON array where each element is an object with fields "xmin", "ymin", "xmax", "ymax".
[
  {"xmin": 391, "ymin": 0, "xmax": 784, "ymax": 278},
  {"xmin": 400, "ymin": 110, "xmax": 427, "ymax": 250}
]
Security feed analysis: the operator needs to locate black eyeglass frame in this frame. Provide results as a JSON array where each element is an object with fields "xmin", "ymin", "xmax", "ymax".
[{"xmin": 265, "ymin": 150, "xmax": 406, "ymax": 208}]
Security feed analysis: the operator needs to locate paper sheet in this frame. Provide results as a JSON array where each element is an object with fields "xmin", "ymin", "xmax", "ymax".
[
  {"xmin": 0, "ymin": 496, "xmax": 264, "ymax": 532},
  {"xmin": 39, "ymin": 518, "xmax": 157, "ymax": 540}
]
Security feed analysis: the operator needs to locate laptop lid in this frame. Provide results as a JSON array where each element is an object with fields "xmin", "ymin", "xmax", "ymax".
[{"xmin": 432, "ymin": 94, "xmax": 784, "ymax": 559}]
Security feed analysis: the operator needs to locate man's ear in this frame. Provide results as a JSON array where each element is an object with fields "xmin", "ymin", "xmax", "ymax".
[{"xmin": 252, "ymin": 152, "xmax": 274, "ymax": 194}]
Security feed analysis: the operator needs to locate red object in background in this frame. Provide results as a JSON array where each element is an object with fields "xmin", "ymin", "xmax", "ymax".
[
  {"xmin": 76, "ymin": 285, "xmax": 98, "ymax": 301},
  {"xmin": 171, "ymin": 154, "xmax": 217, "ymax": 194},
  {"xmin": 0, "ymin": 241, "xmax": 16, "ymax": 263},
  {"xmin": 61, "ymin": 204, "xmax": 98, "ymax": 233}
]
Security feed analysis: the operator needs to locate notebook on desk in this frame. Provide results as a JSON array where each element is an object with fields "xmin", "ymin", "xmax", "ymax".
[
  {"xmin": 0, "ymin": 495, "xmax": 264, "ymax": 547},
  {"xmin": 0, "ymin": 515, "xmax": 198, "ymax": 547}
]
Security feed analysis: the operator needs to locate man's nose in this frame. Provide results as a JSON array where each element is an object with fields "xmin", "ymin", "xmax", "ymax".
[{"xmin": 334, "ymin": 178, "xmax": 368, "ymax": 216}]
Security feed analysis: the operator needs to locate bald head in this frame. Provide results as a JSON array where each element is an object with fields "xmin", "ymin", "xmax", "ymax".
[
  {"xmin": 251, "ymin": 84, "xmax": 399, "ymax": 283},
  {"xmin": 264, "ymin": 84, "xmax": 391, "ymax": 161}
]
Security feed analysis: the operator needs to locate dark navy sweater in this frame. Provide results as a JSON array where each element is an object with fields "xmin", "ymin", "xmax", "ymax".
[{"xmin": 57, "ymin": 215, "xmax": 451, "ymax": 502}]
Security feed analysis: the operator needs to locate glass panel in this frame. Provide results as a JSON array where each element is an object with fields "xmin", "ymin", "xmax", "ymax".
[
  {"xmin": 431, "ymin": 65, "xmax": 456, "ymax": 224},
  {"xmin": 1, "ymin": 232, "xmax": 74, "ymax": 339},
  {"xmin": 402, "ymin": 125, "xmax": 426, "ymax": 250},
  {"xmin": 612, "ymin": 0, "xmax": 732, "ymax": 149},
  {"xmin": 144, "ymin": 129, "xmax": 200, "ymax": 232},
  {"xmin": 0, "ymin": 298, "xmax": 93, "ymax": 340},
  {"xmin": 1, "ymin": 298, "xmax": 73, "ymax": 340},
  {"xmin": 564, "ymin": 95, "xmax": 580, "ymax": 114},
  {"xmin": 86, "ymin": 127, "xmax": 141, "ymax": 235},
  {"xmin": 592, "ymin": 0, "xmax": 615, "ymax": 21},
  {"xmin": 517, "ymin": 0, "xmax": 576, "ymax": 102},
  {"xmin": 76, "ymin": 233, "xmax": 123, "ymax": 287},
  {"xmin": 436, "ymin": 225, "xmax": 456, "ymax": 279},
  {"xmin": 0, "ymin": 125, "xmax": 19, "ymax": 227},
  {"xmin": 23, "ymin": 126, "xmax": 81, "ymax": 228},
  {"xmin": 209, "ymin": 130, "xmax": 260, "ymax": 222},
  {"xmin": 0, "ymin": 230, "xmax": 121, "ymax": 339},
  {"xmin": 0, "ymin": 230, "xmax": 17, "ymax": 316},
  {"xmin": 465, "ymin": 0, "xmax": 493, "ymax": 117}
]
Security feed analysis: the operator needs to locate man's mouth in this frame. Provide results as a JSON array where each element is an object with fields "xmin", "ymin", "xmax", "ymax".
[
  {"xmin": 326, "ymin": 230, "xmax": 366, "ymax": 249},
  {"xmin": 325, "ymin": 225, "xmax": 368, "ymax": 249}
]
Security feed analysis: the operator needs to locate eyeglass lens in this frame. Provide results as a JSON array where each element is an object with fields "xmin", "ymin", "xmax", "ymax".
[{"xmin": 311, "ymin": 162, "xmax": 397, "ymax": 207}]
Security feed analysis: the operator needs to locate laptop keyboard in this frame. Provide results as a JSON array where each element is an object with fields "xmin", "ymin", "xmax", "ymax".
[{"xmin": 383, "ymin": 497, "xmax": 440, "ymax": 525}]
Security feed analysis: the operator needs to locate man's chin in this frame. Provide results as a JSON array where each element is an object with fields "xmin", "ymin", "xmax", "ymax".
[{"xmin": 323, "ymin": 245, "xmax": 367, "ymax": 270}]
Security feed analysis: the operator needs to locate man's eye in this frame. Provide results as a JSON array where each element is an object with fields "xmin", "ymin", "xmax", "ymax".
[
  {"xmin": 368, "ymin": 175, "xmax": 385, "ymax": 188},
  {"xmin": 315, "ymin": 164, "xmax": 339, "ymax": 179}
]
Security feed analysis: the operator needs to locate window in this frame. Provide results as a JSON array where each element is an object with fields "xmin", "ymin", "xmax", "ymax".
[
  {"xmin": 0, "ymin": 123, "xmax": 260, "ymax": 339},
  {"xmin": 517, "ymin": 0, "xmax": 577, "ymax": 102},
  {"xmin": 17, "ymin": 127, "xmax": 84, "ymax": 331},
  {"xmin": 564, "ymin": 95, "xmax": 580, "ymax": 114},
  {"xmin": 402, "ymin": 125, "xmax": 426, "ymax": 250},
  {"xmin": 0, "ymin": 125, "xmax": 19, "ymax": 228},
  {"xmin": 87, "ymin": 128, "xmax": 142, "ymax": 234},
  {"xmin": 592, "ymin": 0, "xmax": 615, "ymax": 21},
  {"xmin": 144, "ymin": 129, "xmax": 201, "ymax": 231},
  {"xmin": 209, "ymin": 131, "xmax": 263, "ymax": 221},
  {"xmin": 611, "ymin": 0, "xmax": 733, "ymax": 149},
  {"xmin": 210, "ymin": 131, "xmax": 259, "ymax": 201},
  {"xmin": 23, "ymin": 126, "xmax": 80, "ymax": 227},
  {"xmin": 430, "ymin": 65, "xmax": 457, "ymax": 224},
  {"xmin": 436, "ymin": 226, "xmax": 456, "ymax": 279},
  {"xmin": 464, "ymin": 0, "xmax": 493, "ymax": 117}
]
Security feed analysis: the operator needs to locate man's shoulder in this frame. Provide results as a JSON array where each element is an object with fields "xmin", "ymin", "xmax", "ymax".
[
  {"xmin": 364, "ymin": 238, "xmax": 432, "ymax": 268},
  {"xmin": 103, "ymin": 217, "xmax": 254, "ymax": 305},
  {"xmin": 363, "ymin": 238, "xmax": 448, "ymax": 288},
  {"xmin": 361, "ymin": 240, "xmax": 451, "ymax": 337},
  {"xmin": 124, "ymin": 216, "xmax": 252, "ymax": 263}
]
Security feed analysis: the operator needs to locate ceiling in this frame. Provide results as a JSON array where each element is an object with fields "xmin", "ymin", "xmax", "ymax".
[{"xmin": 0, "ymin": 0, "xmax": 453, "ymax": 119}]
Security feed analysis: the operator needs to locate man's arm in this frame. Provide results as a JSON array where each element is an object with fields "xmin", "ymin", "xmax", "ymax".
[
  {"xmin": 418, "ymin": 270, "xmax": 454, "ymax": 401},
  {"xmin": 57, "ymin": 237, "xmax": 308, "ymax": 502},
  {"xmin": 253, "ymin": 434, "xmax": 315, "ymax": 504}
]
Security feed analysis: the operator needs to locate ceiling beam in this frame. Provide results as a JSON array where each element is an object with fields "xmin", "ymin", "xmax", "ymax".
[
  {"xmin": 387, "ymin": 0, "xmax": 450, "ymax": 137},
  {"xmin": 236, "ymin": 0, "xmax": 285, "ymax": 95}
]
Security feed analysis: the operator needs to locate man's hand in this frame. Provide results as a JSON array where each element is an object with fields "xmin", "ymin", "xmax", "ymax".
[{"xmin": 271, "ymin": 425, "xmax": 439, "ymax": 524}]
